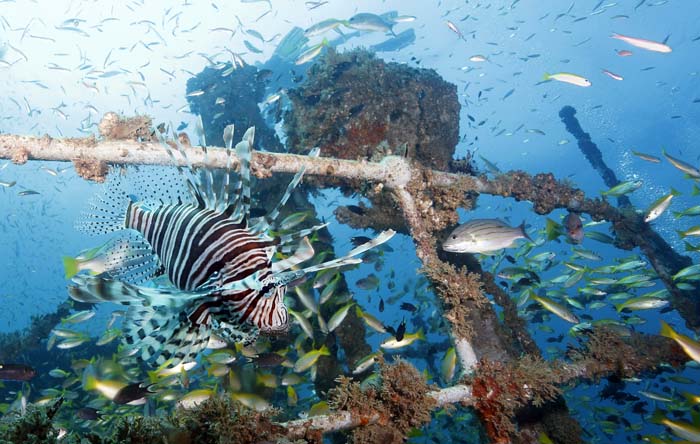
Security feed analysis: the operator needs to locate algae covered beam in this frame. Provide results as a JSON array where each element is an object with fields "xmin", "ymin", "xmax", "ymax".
[
  {"xmin": 0, "ymin": 133, "xmax": 416, "ymax": 188},
  {"xmin": 281, "ymin": 327, "xmax": 687, "ymax": 440},
  {"xmin": 283, "ymin": 385, "xmax": 474, "ymax": 439},
  {"xmin": 557, "ymin": 105, "xmax": 700, "ymax": 331}
]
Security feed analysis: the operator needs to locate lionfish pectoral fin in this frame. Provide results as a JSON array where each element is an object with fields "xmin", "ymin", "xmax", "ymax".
[
  {"xmin": 271, "ymin": 237, "xmax": 315, "ymax": 273},
  {"xmin": 124, "ymin": 305, "xmax": 210, "ymax": 367},
  {"xmin": 215, "ymin": 320, "xmax": 257, "ymax": 346},
  {"xmin": 75, "ymin": 169, "xmax": 133, "ymax": 236},
  {"xmin": 276, "ymin": 223, "xmax": 329, "ymax": 254},
  {"xmin": 300, "ymin": 229, "xmax": 396, "ymax": 274},
  {"xmin": 101, "ymin": 234, "xmax": 162, "ymax": 285},
  {"xmin": 68, "ymin": 275, "xmax": 144, "ymax": 305},
  {"xmin": 68, "ymin": 275, "xmax": 201, "ymax": 308}
]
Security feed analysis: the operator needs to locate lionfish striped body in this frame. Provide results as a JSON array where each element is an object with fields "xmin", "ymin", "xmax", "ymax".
[
  {"xmin": 68, "ymin": 125, "xmax": 394, "ymax": 366},
  {"xmin": 125, "ymin": 202, "xmax": 287, "ymax": 332}
]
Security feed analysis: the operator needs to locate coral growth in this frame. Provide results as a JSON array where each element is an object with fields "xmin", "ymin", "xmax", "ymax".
[
  {"xmin": 334, "ymin": 194, "xmax": 409, "ymax": 235},
  {"xmin": 72, "ymin": 158, "xmax": 108, "ymax": 183},
  {"xmin": 0, "ymin": 396, "xmax": 293, "ymax": 444},
  {"xmin": 0, "ymin": 405, "xmax": 61, "ymax": 443},
  {"xmin": 407, "ymin": 171, "xmax": 473, "ymax": 234},
  {"xmin": 468, "ymin": 356, "xmax": 563, "ymax": 443},
  {"xmin": 328, "ymin": 359, "xmax": 436, "ymax": 444},
  {"xmin": 537, "ymin": 402, "xmax": 584, "ymax": 444},
  {"xmin": 0, "ymin": 302, "xmax": 71, "ymax": 362},
  {"xmin": 566, "ymin": 326, "xmax": 689, "ymax": 378},
  {"xmin": 172, "ymin": 396, "xmax": 286, "ymax": 444},
  {"xmin": 284, "ymin": 48, "xmax": 459, "ymax": 171},
  {"xmin": 422, "ymin": 260, "xmax": 488, "ymax": 342},
  {"xmin": 98, "ymin": 112, "xmax": 154, "ymax": 142},
  {"xmin": 480, "ymin": 270, "xmax": 540, "ymax": 356},
  {"xmin": 10, "ymin": 147, "xmax": 29, "ymax": 165},
  {"xmin": 486, "ymin": 170, "xmax": 587, "ymax": 215},
  {"xmin": 99, "ymin": 416, "xmax": 172, "ymax": 444}
]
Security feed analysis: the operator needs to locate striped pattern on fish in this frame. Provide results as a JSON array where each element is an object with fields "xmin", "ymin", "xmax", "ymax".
[
  {"xmin": 125, "ymin": 204, "xmax": 272, "ymax": 291},
  {"xmin": 442, "ymin": 218, "xmax": 531, "ymax": 254},
  {"xmin": 68, "ymin": 123, "xmax": 395, "ymax": 366}
]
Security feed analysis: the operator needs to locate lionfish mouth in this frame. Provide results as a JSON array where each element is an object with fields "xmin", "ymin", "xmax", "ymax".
[{"xmin": 67, "ymin": 121, "xmax": 395, "ymax": 367}]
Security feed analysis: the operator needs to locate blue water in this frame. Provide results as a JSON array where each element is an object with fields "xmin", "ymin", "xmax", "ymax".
[{"xmin": 1, "ymin": 0, "xmax": 699, "ymax": 442}]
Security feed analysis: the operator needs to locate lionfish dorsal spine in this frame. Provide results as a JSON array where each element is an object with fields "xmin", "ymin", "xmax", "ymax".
[
  {"xmin": 157, "ymin": 128, "xmax": 205, "ymax": 208},
  {"xmin": 276, "ymin": 223, "xmax": 329, "ymax": 253},
  {"xmin": 250, "ymin": 147, "xmax": 322, "ymax": 234},
  {"xmin": 220, "ymin": 124, "xmax": 235, "ymax": 213},
  {"xmin": 233, "ymin": 127, "xmax": 254, "ymax": 221},
  {"xmin": 194, "ymin": 115, "xmax": 217, "ymax": 209}
]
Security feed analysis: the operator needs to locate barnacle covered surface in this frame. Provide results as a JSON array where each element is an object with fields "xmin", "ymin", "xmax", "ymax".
[
  {"xmin": 284, "ymin": 48, "xmax": 459, "ymax": 171},
  {"xmin": 328, "ymin": 359, "xmax": 436, "ymax": 444}
]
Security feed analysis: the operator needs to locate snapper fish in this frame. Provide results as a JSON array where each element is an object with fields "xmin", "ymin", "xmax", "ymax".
[
  {"xmin": 347, "ymin": 13, "xmax": 396, "ymax": 35},
  {"xmin": 67, "ymin": 123, "xmax": 395, "ymax": 367},
  {"xmin": 442, "ymin": 219, "xmax": 531, "ymax": 254},
  {"xmin": 611, "ymin": 33, "xmax": 672, "ymax": 53},
  {"xmin": 0, "ymin": 364, "xmax": 36, "ymax": 381},
  {"xmin": 563, "ymin": 212, "xmax": 584, "ymax": 244}
]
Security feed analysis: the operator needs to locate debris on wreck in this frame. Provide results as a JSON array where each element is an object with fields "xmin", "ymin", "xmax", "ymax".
[
  {"xmin": 1, "ymin": 40, "xmax": 697, "ymax": 442},
  {"xmin": 328, "ymin": 358, "xmax": 436, "ymax": 444},
  {"xmin": 98, "ymin": 112, "xmax": 155, "ymax": 142},
  {"xmin": 284, "ymin": 48, "xmax": 460, "ymax": 171},
  {"xmin": 0, "ymin": 122, "xmax": 694, "ymax": 443}
]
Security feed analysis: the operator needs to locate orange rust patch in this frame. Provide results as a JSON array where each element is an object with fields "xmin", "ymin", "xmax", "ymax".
[
  {"xmin": 73, "ymin": 158, "xmax": 108, "ymax": 183},
  {"xmin": 11, "ymin": 147, "xmax": 30, "ymax": 165},
  {"xmin": 346, "ymin": 120, "xmax": 387, "ymax": 151}
]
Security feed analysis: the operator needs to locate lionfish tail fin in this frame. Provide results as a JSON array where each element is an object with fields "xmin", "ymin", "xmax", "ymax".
[
  {"xmin": 75, "ymin": 168, "xmax": 133, "ymax": 235},
  {"xmin": 300, "ymin": 229, "xmax": 396, "ymax": 274}
]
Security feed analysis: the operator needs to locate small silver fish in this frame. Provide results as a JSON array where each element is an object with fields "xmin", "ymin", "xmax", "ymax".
[
  {"xmin": 304, "ymin": 18, "xmax": 345, "ymax": 37},
  {"xmin": 347, "ymin": 13, "xmax": 394, "ymax": 34},
  {"xmin": 442, "ymin": 219, "xmax": 531, "ymax": 254}
]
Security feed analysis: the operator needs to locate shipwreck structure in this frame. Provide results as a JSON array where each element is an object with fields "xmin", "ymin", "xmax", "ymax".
[{"xmin": 0, "ymin": 49, "xmax": 695, "ymax": 443}]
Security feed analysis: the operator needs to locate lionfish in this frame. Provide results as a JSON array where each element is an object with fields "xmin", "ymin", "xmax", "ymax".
[{"xmin": 68, "ymin": 124, "xmax": 394, "ymax": 367}]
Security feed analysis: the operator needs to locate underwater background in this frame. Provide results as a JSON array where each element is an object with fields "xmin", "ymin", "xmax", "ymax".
[{"xmin": 1, "ymin": 0, "xmax": 699, "ymax": 443}]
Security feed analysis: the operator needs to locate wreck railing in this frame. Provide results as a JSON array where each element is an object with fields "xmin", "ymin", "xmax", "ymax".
[{"xmin": 0, "ymin": 128, "xmax": 693, "ymax": 443}]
